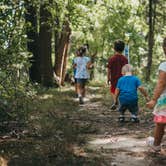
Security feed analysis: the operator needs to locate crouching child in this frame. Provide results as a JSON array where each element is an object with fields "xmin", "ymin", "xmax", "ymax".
[{"xmin": 114, "ymin": 64, "xmax": 149, "ymax": 123}]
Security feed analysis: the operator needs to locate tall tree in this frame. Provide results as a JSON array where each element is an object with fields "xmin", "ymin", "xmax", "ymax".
[
  {"xmin": 146, "ymin": 0, "xmax": 156, "ymax": 81},
  {"xmin": 25, "ymin": 1, "xmax": 41, "ymax": 83},
  {"xmin": 39, "ymin": 1, "xmax": 53, "ymax": 87}
]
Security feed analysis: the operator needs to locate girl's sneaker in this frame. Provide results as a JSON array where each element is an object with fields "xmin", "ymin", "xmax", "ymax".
[
  {"xmin": 146, "ymin": 137, "xmax": 161, "ymax": 153},
  {"xmin": 118, "ymin": 116, "xmax": 125, "ymax": 123},
  {"xmin": 146, "ymin": 136, "xmax": 154, "ymax": 146},
  {"xmin": 110, "ymin": 104, "xmax": 117, "ymax": 110},
  {"xmin": 130, "ymin": 117, "xmax": 140, "ymax": 123}
]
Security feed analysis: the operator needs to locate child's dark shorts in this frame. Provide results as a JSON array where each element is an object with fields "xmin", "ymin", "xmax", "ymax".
[
  {"xmin": 76, "ymin": 78, "xmax": 88, "ymax": 86},
  {"xmin": 118, "ymin": 103, "xmax": 139, "ymax": 115},
  {"xmin": 74, "ymin": 78, "xmax": 77, "ymax": 84}
]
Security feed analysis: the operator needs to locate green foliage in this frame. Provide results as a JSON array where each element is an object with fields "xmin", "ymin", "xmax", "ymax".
[
  {"xmin": 66, "ymin": 0, "xmax": 166, "ymax": 82},
  {"xmin": 0, "ymin": 0, "xmax": 35, "ymax": 119},
  {"xmin": 0, "ymin": 0, "xmax": 166, "ymax": 120}
]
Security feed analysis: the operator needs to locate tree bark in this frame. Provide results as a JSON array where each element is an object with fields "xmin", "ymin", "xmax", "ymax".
[
  {"xmin": 25, "ymin": 1, "xmax": 41, "ymax": 83},
  {"xmin": 61, "ymin": 41, "xmax": 70, "ymax": 85},
  {"xmin": 146, "ymin": 0, "xmax": 156, "ymax": 81},
  {"xmin": 39, "ymin": 2, "xmax": 53, "ymax": 87},
  {"xmin": 90, "ymin": 51, "xmax": 97, "ymax": 80},
  {"xmin": 54, "ymin": 21, "xmax": 71, "ymax": 85}
]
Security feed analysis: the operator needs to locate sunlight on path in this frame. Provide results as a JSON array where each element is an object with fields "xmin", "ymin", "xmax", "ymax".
[
  {"xmin": 86, "ymin": 135, "xmax": 151, "ymax": 166},
  {"xmin": 88, "ymin": 135, "xmax": 148, "ymax": 152}
]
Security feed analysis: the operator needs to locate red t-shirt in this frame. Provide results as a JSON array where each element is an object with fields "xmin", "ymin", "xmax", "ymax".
[{"xmin": 107, "ymin": 54, "xmax": 128, "ymax": 88}]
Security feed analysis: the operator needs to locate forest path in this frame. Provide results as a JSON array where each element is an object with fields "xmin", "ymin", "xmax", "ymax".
[
  {"xmin": 0, "ymin": 85, "xmax": 166, "ymax": 165},
  {"xmin": 71, "ymin": 86, "xmax": 166, "ymax": 166}
]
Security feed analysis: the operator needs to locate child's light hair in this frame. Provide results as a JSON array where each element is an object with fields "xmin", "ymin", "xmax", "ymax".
[{"xmin": 122, "ymin": 64, "xmax": 133, "ymax": 74}]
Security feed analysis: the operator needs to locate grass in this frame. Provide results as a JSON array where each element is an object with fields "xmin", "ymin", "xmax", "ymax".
[{"xmin": 0, "ymin": 85, "xmax": 103, "ymax": 165}]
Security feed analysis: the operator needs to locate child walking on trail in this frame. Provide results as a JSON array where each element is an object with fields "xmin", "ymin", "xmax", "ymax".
[
  {"xmin": 114, "ymin": 64, "xmax": 149, "ymax": 123},
  {"xmin": 73, "ymin": 46, "xmax": 92, "ymax": 104},
  {"xmin": 107, "ymin": 40, "xmax": 128, "ymax": 104},
  {"xmin": 146, "ymin": 37, "xmax": 166, "ymax": 151}
]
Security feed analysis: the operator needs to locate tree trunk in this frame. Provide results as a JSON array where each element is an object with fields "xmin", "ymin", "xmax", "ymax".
[
  {"xmin": 90, "ymin": 51, "xmax": 97, "ymax": 80},
  {"xmin": 25, "ymin": 1, "xmax": 41, "ymax": 83},
  {"xmin": 146, "ymin": 0, "xmax": 156, "ymax": 81},
  {"xmin": 39, "ymin": 2, "xmax": 53, "ymax": 87},
  {"xmin": 54, "ymin": 21, "xmax": 71, "ymax": 85},
  {"xmin": 61, "ymin": 41, "xmax": 70, "ymax": 85}
]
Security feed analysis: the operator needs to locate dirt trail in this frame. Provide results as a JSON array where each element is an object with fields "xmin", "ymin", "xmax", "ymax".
[
  {"xmin": 71, "ymin": 86, "xmax": 166, "ymax": 166},
  {"xmin": 0, "ymin": 86, "xmax": 166, "ymax": 165}
]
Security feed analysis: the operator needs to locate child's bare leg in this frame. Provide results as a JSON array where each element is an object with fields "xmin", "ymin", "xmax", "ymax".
[
  {"xmin": 77, "ymin": 83, "xmax": 84, "ymax": 104},
  {"xmin": 82, "ymin": 85, "xmax": 86, "ymax": 97},
  {"xmin": 77, "ymin": 83, "xmax": 83, "ymax": 96},
  {"xmin": 154, "ymin": 123, "xmax": 165, "ymax": 146},
  {"xmin": 111, "ymin": 93, "xmax": 116, "ymax": 103},
  {"xmin": 74, "ymin": 83, "xmax": 78, "ymax": 97},
  {"xmin": 75, "ymin": 83, "xmax": 77, "ymax": 93}
]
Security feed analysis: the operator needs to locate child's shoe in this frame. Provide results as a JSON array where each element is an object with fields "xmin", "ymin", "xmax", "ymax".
[
  {"xmin": 79, "ymin": 96, "xmax": 84, "ymax": 105},
  {"xmin": 110, "ymin": 102, "xmax": 118, "ymax": 110},
  {"xmin": 130, "ymin": 115, "xmax": 140, "ymax": 123},
  {"xmin": 146, "ymin": 136, "xmax": 154, "ymax": 146},
  {"xmin": 130, "ymin": 117, "xmax": 140, "ymax": 123},
  {"xmin": 146, "ymin": 137, "xmax": 161, "ymax": 152},
  {"xmin": 118, "ymin": 116, "xmax": 125, "ymax": 123}
]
